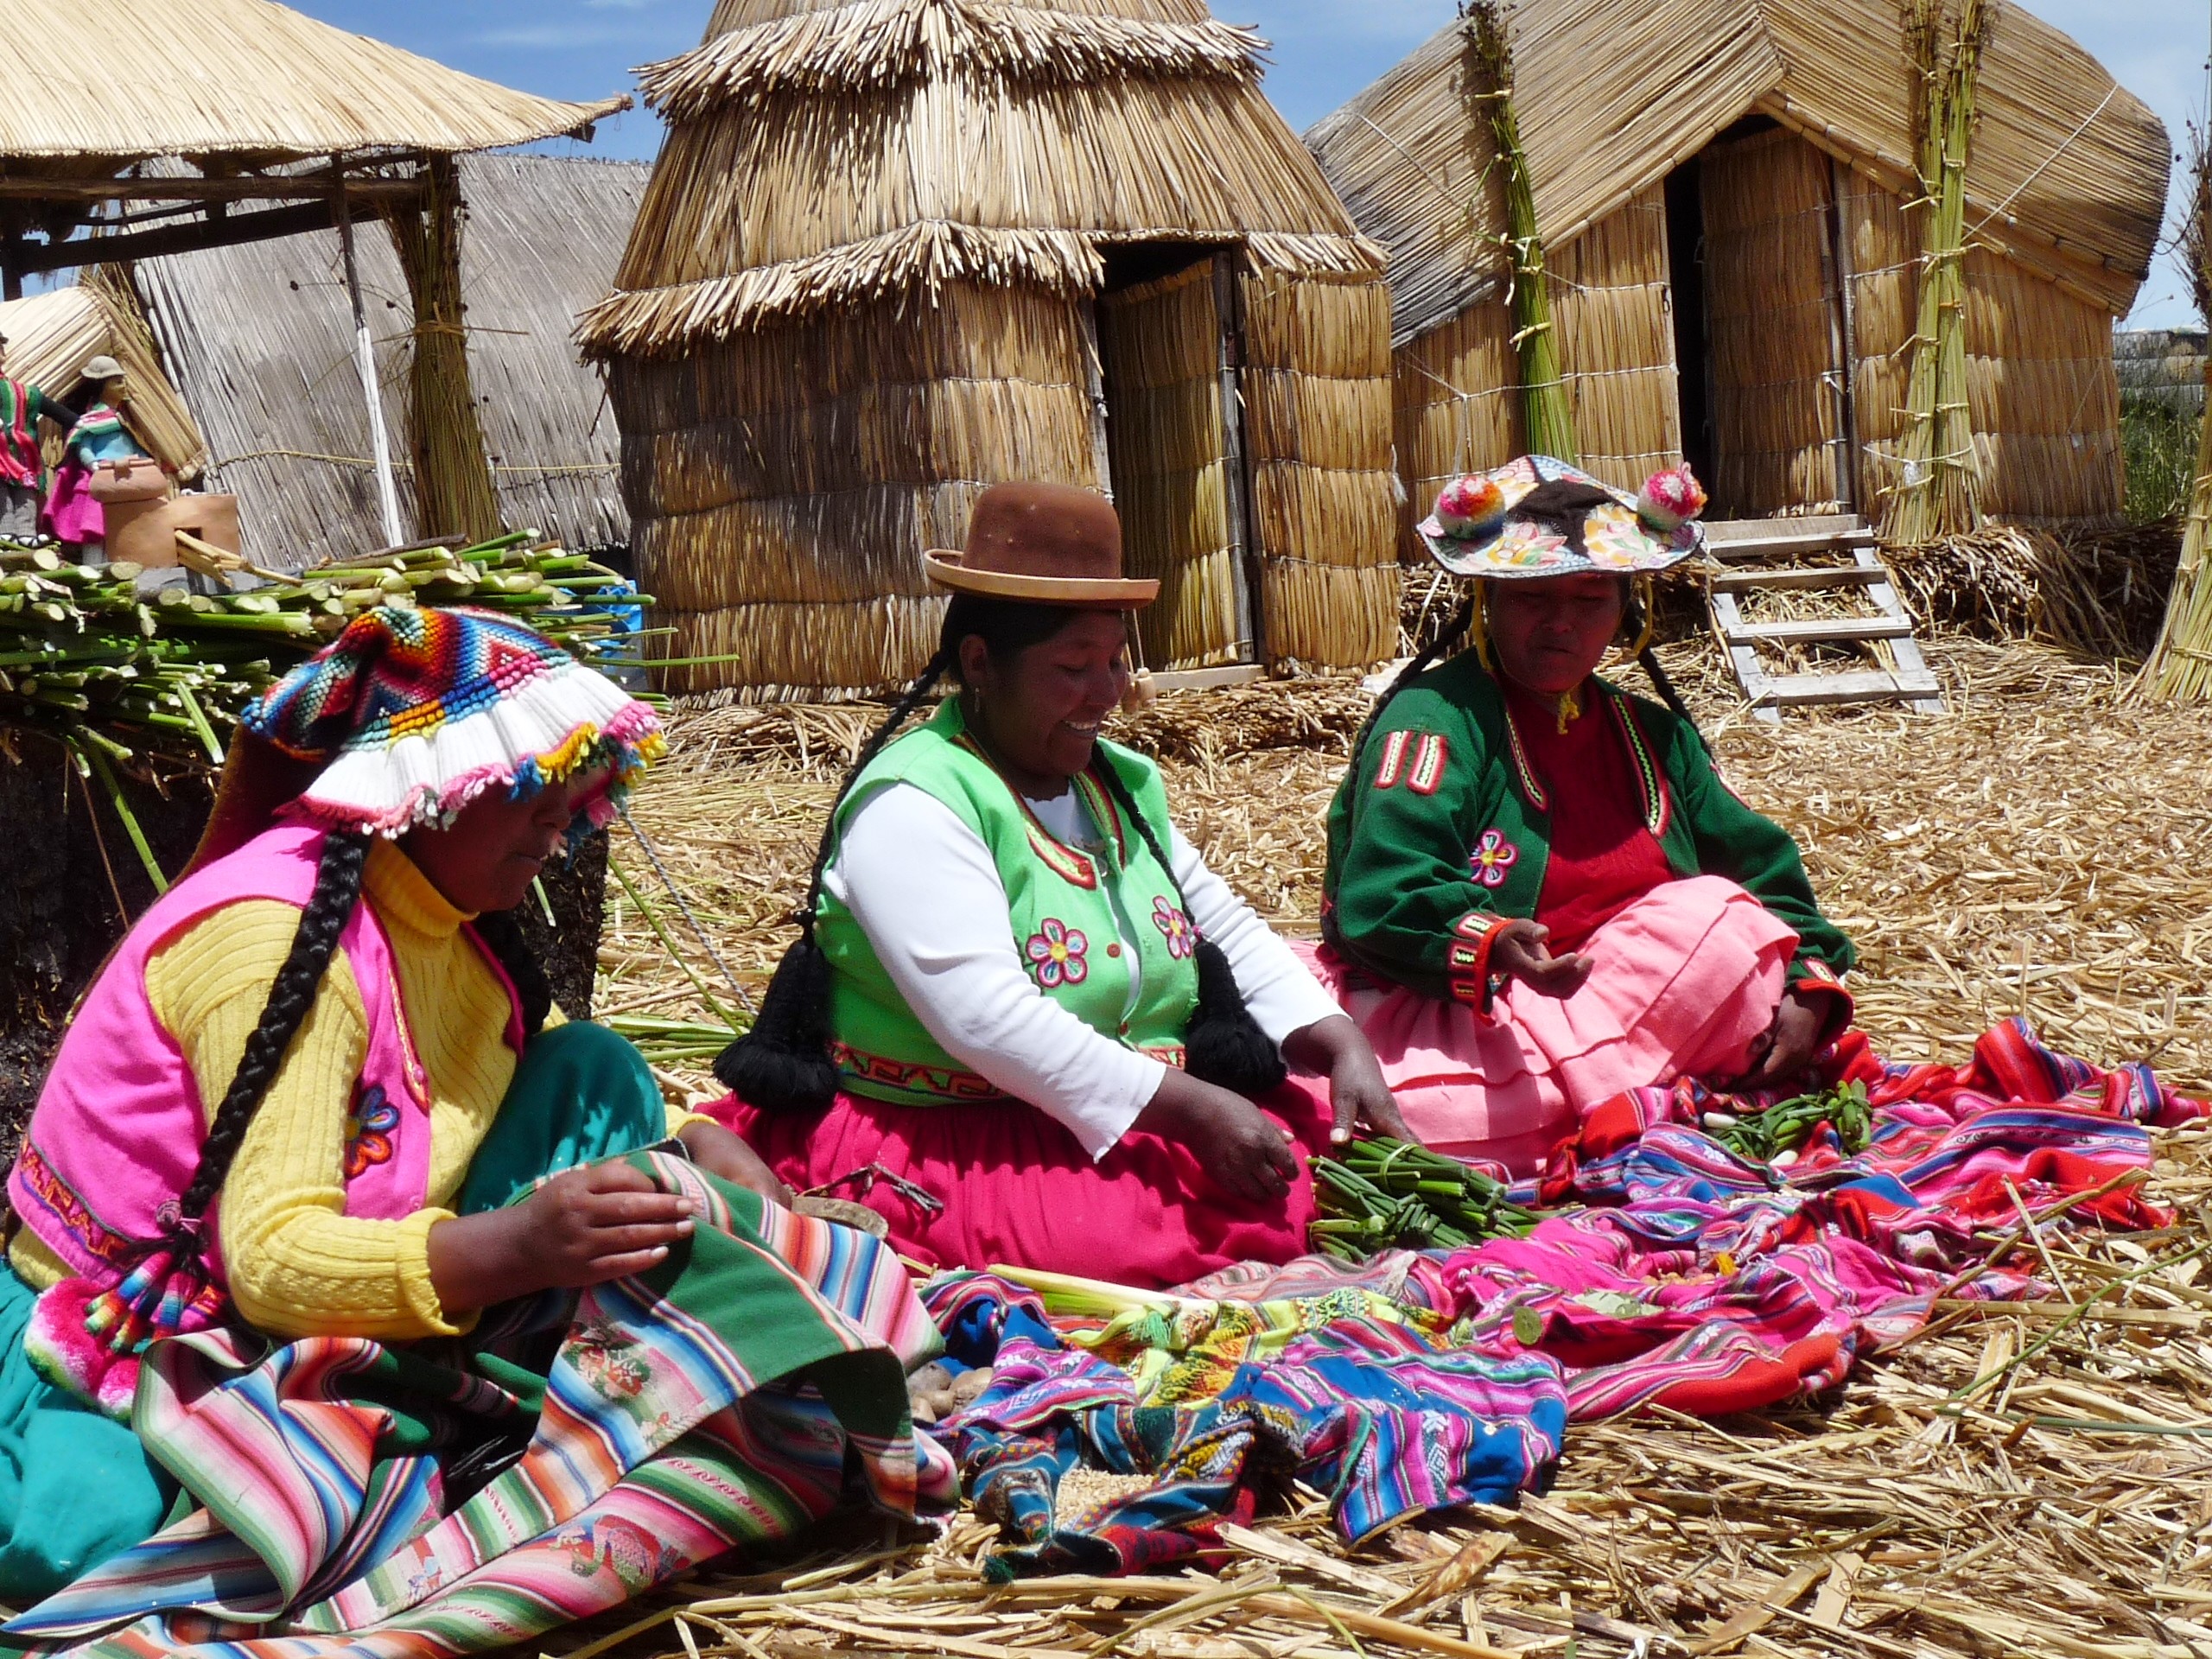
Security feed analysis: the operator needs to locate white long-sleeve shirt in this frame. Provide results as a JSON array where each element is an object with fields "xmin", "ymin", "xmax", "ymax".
[{"xmin": 823, "ymin": 781, "xmax": 1342, "ymax": 1160}]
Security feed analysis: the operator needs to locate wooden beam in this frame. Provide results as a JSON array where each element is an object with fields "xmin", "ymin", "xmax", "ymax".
[
  {"xmin": 11, "ymin": 194, "xmax": 398, "ymax": 276},
  {"xmin": 0, "ymin": 175, "xmax": 422, "ymax": 205}
]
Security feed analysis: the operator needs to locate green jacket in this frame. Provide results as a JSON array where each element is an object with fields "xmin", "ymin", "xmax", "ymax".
[{"xmin": 1321, "ymin": 653, "xmax": 1853, "ymax": 1011}]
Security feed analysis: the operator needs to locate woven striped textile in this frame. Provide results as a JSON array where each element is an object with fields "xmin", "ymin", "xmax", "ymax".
[{"xmin": 8, "ymin": 1153, "xmax": 950, "ymax": 1658}]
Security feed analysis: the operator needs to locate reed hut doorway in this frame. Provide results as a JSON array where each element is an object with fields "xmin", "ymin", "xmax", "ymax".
[
  {"xmin": 1093, "ymin": 245, "xmax": 1259, "ymax": 673},
  {"xmin": 1665, "ymin": 118, "xmax": 1859, "ymax": 520}
]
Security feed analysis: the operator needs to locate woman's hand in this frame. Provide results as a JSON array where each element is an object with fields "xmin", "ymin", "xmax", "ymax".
[
  {"xmin": 1282, "ymin": 1014, "xmax": 1414, "ymax": 1147},
  {"xmin": 1738, "ymin": 988, "xmax": 1827, "ymax": 1089},
  {"xmin": 1489, "ymin": 918, "xmax": 1593, "ymax": 999},
  {"xmin": 677, "ymin": 1119, "xmax": 795, "ymax": 1206},
  {"xmin": 427, "ymin": 1161, "xmax": 697, "ymax": 1315},
  {"xmin": 1136, "ymin": 1068, "xmax": 1299, "ymax": 1205}
]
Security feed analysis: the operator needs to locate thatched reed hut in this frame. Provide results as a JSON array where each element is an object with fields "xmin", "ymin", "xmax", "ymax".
[
  {"xmin": 128, "ymin": 156, "xmax": 650, "ymax": 569},
  {"xmin": 1304, "ymin": 0, "xmax": 2169, "ymax": 550},
  {"xmin": 581, "ymin": 0, "xmax": 1402, "ymax": 698}
]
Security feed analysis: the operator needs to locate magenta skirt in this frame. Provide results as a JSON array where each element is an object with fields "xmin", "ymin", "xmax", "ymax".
[
  {"xmin": 1296, "ymin": 874, "xmax": 1796, "ymax": 1179},
  {"xmin": 709, "ymin": 1079, "xmax": 1335, "ymax": 1289}
]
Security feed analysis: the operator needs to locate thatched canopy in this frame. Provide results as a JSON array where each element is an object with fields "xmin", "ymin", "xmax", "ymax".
[
  {"xmin": 1307, "ymin": 0, "xmax": 2170, "ymax": 348},
  {"xmin": 130, "ymin": 156, "xmax": 648, "ymax": 569},
  {"xmin": 580, "ymin": 0, "xmax": 1382, "ymax": 358},
  {"xmin": 0, "ymin": 0, "xmax": 621, "ymax": 164}
]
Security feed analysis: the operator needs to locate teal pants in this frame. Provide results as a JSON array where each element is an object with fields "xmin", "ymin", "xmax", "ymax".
[{"xmin": 0, "ymin": 1021, "xmax": 664, "ymax": 1605}]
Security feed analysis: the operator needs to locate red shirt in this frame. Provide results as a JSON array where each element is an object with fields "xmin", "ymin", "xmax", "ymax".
[{"xmin": 1502, "ymin": 679, "xmax": 1675, "ymax": 954}]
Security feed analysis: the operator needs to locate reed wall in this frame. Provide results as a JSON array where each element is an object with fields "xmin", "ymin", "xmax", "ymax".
[
  {"xmin": 1702, "ymin": 126, "xmax": 1847, "ymax": 516},
  {"xmin": 1841, "ymin": 164, "xmax": 2122, "ymax": 528},
  {"xmin": 612, "ymin": 281, "xmax": 1100, "ymax": 696},
  {"xmin": 1391, "ymin": 187, "xmax": 1676, "ymax": 557},
  {"xmin": 1238, "ymin": 269, "xmax": 1399, "ymax": 668}
]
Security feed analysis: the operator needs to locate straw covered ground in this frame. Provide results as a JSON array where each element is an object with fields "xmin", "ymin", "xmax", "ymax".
[{"xmin": 576, "ymin": 633, "xmax": 2212, "ymax": 1659}]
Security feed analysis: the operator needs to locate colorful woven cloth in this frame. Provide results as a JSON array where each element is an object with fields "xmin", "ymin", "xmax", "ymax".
[
  {"xmin": 928, "ymin": 1021, "xmax": 2198, "ymax": 1575},
  {"xmin": 922, "ymin": 1272, "xmax": 1564, "ymax": 1577},
  {"xmin": 7, "ymin": 1153, "xmax": 951, "ymax": 1659},
  {"xmin": 243, "ymin": 607, "xmax": 662, "ymax": 838}
]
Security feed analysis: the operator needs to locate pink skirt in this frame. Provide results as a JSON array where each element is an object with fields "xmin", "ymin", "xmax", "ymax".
[
  {"xmin": 1296, "ymin": 875, "xmax": 1796, "ymax": 1178},
  {"xmin": 41, "ymin": 464, "xmax": 102, "ymax": 546},
  {"xmin": 709, "ymin": 1078, "xmax": 1335, "ymax": 1289}
]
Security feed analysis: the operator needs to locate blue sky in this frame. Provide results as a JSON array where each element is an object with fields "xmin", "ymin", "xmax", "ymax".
[{"xmin": 310, "ymin": 0, "xmax": 2205, "ymax": 327}]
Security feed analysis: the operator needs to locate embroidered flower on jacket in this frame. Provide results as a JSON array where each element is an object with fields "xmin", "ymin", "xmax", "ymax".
[
  {"xmin": 1152, "ymin": 896, "xmax": 1197, "ymax": 959},
  {"xmin": 1469, "ymin": 829, "xmax": 1519, "ymax": 889},
  {"xmin": 1025, "ymin": 918, "xmax": 1090, "ymax": 988},
  {"xmin": 341, "ymin": 1084, "xmax": 400, "ymax": 1180}
]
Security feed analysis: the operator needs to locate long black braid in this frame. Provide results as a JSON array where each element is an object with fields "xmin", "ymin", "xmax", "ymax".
[
  {"xmin": 470, "ymin": 906, "xmax": 556, "ymax": 1038},
  {"xmin": 172, "ymin": 829, "xmax": 371, "ymax": 1231},
  {"xmin": 1342, "ymin": 596, "xmax": 1476, "ymax": 796},
  {"xmin": 1618, "ymin": 590, "xmax": 1710, "ymax": 754},
  {"xmin": 713, "ymin": 644, "xmax": 957, "ymax": 1112},
  {"xmin": 1086, "ymin": 760, "xmax": 1287, "ymax": 1097}
]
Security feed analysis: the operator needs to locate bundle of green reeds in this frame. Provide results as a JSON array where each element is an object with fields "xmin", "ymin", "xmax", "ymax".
[
  {"xmin": 0, "ymin": 532, "xmax": 644, "ymax": 881},
  {"xmin": 1882, "ymin": 0, "xmax": 1989, "ymax": 543},
  {"xmin": 1310, "ymin": 1136, "xmax": 1542, "ymax": 1259},
  {"xmin": 2141, "ymin": 124, "xmax": 2212, "ymax": 702},
  {"xmin": 1464, "ymin": 1, "xmax": 1575, "ymax": 468}
]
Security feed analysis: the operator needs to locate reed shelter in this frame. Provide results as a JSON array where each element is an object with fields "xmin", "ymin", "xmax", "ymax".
[
  {"xmin": 1304, "ymin": 0, "xmax": 2170, "ymax": 551},
  {"xmin": 0, "ymin": 0, "xmax": 626, "ymax": 551},
  {"xmin": 130, "ymin": 156, "xmax": 650, "ymax": 569},
  {"xmin": 581, "ymin": 0, "xmax": 1402, "ymax": 698}
]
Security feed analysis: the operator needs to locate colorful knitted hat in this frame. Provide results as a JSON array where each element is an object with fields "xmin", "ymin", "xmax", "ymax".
[
  {"xmin": 1418, "ymin": 454, "xmax": 1707, "ymax": 579},
  {"xmin": 242, "ymin": 606, "xmax": 664, "ymax": 838}
]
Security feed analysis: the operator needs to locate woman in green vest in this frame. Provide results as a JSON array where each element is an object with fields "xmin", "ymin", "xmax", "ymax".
[
  {"xmin": 1303, "ymin": 455, "xmax": 1856, "ymax": 1178},
  {"xmin": 709, "ymin": 483, "xmax": 1408, "ymax": 1287}
]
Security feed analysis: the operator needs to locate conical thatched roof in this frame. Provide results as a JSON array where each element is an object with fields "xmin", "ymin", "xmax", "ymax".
[
  {"xmin": 1306, "ymin": 0, "xmax": 2170, "ymax": 346},
  {"xmin": 579, "ymin": 0, "xmax": 1383, "ymax": 359},
  {"xmin": 0, "ymin": 0, "xmax": 623, "ymax": 162}
]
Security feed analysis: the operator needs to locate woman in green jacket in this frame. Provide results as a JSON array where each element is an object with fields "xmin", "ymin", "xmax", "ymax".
[{"xmin": 1305, "ymin": 455, "xmax": 1855, "ymax": 1176}]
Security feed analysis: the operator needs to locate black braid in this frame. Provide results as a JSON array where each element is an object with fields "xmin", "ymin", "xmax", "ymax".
[
  {"xmin": 1619, "ymin": 594, "xmax": 1711, "ymax": 755},
  {"xmin": 1090, "ymin": 755, "xmax": 1287, "ymax": 1098},
  {"xmin": 470, "ymin": 906, "xmax": 554, "ymax": 1039},
  {"xmin": 175, "ymin": 830, "xmax": 371, "ymax": 1225},
  {"xmin": 713, "ymin": 647, "xmax": 955, "ymax": 1110},
  {"xmin": 1344, "ymin": 597, "xmax": 1475, "ymax": 798}
]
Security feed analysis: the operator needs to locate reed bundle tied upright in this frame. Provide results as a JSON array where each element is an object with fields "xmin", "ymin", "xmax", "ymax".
[
  {"xmin": 2139, "ymin": 124, "xmax": 2212, "ymax": 703},
  {"xmin": 1463, "ymin": 0, "xmax": 1575, "ymax": 468},
  {"xmin": 581, "ymin": 0, "xmax": 1402, "ymax": 698},
  {"xmin": 1879, "ymin": 0, "xmax": 1990, "ymax": 543}
]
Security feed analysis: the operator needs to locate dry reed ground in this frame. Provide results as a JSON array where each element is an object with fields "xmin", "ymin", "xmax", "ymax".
[{"xmin": 576, "ymin": 635, "xmax": 2212, "ymax": 1659}]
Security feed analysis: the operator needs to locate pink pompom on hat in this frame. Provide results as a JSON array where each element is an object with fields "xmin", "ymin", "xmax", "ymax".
[
  {"xmin": 1418, "ymin": 454, "xmax": 1707, "ymax": 580},
  {"xmin": 240, "ymin": 605, "xmax": 664, "ymax": 840}
]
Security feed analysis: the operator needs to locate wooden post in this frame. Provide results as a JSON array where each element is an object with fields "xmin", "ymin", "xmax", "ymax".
[
  {"xmin": 384, "ymin": 156, "xmax": 501, "ymax": 544},
  {"xmin": 334, "ymin": 163, "xmax": 405, "ymax": 548}
]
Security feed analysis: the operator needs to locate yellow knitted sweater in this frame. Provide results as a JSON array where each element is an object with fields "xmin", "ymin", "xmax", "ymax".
[{"xmin": 9, "ymin": 840, "xmax": 685, "ymax": 1340}]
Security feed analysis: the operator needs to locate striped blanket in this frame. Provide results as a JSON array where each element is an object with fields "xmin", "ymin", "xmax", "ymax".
[
  {"xmin": 935, "ymin": 1020, "xmax": 2198, "ymax": 1573},
  {"xmin": 7, "ymin": 1152, "xmax": 952, "ymax": 1659}
]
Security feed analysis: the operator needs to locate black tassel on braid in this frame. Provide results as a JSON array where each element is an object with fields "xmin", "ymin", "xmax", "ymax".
[
  {"xmin": 174, "ymin": 830, "xmax": 371, "ymax": 1227},
  {"xmin": 1088, "ymin": 759, "xmax": 1287, "ymax": 1098},
  {"xmin": 713, "ymin": 645, "xmax": 957, "ymax": 1113},
  {"xmin": 470, "ymin": 907, "xmax": 555, "ymax": 1039}
]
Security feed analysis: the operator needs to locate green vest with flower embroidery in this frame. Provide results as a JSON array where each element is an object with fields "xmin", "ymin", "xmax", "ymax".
[{"xmin": 815, "ymin": 698, "xmax": 1201, "ymax": 1107}]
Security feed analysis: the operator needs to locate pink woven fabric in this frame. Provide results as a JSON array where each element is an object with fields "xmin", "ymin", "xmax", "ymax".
[
  {"xmin": 1297, "ymin": 875, "xmax": 1796, "ymax": 1177},
  {"xmin": 711, "ymin": 1079, "xmax": 1336, "ymax": 1289}
]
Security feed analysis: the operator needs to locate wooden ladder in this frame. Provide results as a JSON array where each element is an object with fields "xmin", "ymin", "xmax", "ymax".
[{"xmin": 1700, "ymin": 514, "xmax": 1944, "ymax": 725}]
